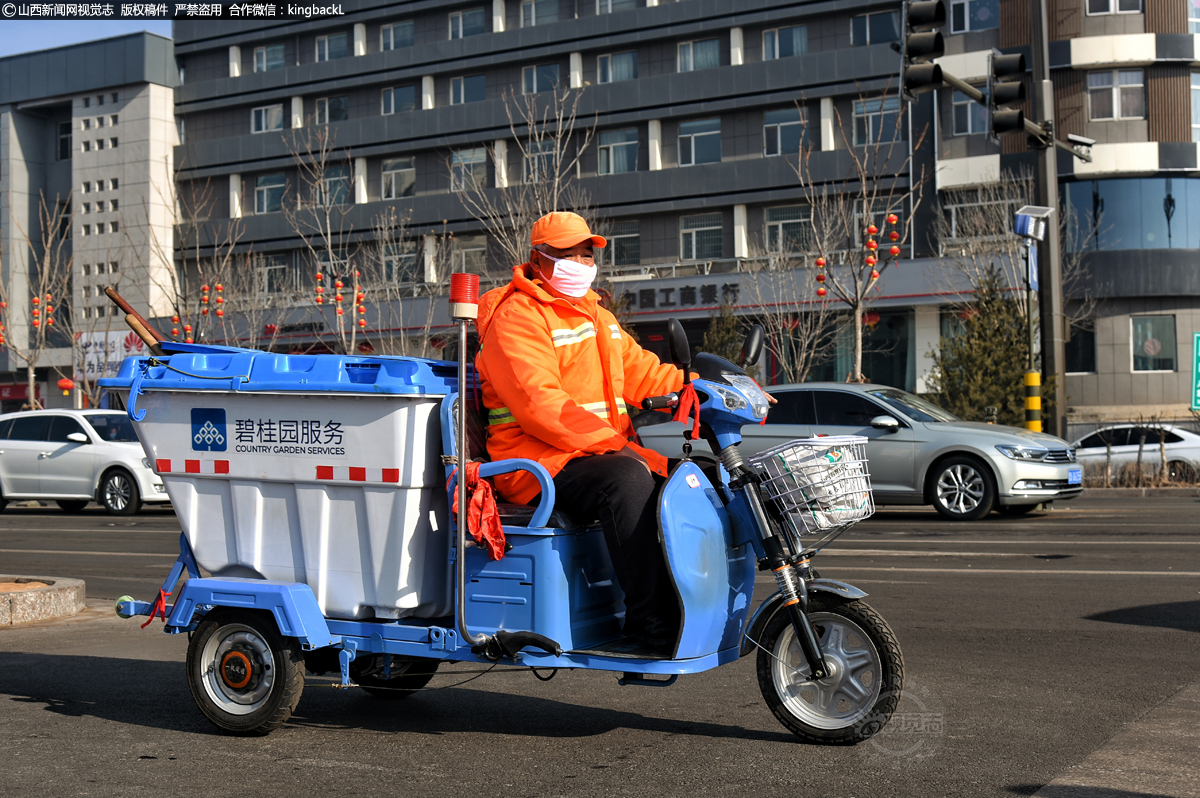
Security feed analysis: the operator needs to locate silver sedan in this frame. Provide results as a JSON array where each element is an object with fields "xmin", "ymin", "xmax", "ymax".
[{"xmin": 637, "ymin": 382, "xmax": 1083, "ymax": 521}]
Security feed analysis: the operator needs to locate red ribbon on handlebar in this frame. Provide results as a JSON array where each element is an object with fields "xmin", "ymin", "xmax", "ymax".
[{"xmin": 673, "ymin": 383, "xmax": 702, "ymax": 440}]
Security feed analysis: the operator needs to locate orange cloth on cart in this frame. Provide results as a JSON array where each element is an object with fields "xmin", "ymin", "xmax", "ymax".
[
  {"xmin": 474, "ymin": 263, "xmax": 686, "ymax": 505},
  {"xmin": 452, "ymin": 462, "xmax": 507, "ymax": 561}
]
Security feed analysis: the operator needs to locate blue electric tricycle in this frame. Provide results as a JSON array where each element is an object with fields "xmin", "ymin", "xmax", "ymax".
[{"xmin": 109, "ymin": 317, "xmax": 903, "ymax": 744}]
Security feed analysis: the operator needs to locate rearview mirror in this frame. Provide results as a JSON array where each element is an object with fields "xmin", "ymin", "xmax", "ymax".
[
  {"xmin": 667, "ymin": 318, "xmax": 691, "ymax": 380},
  {"xmin": 871, "ymin": 415, "xmax": 900, "ymax": 432},
  {"xmin": 66, "ymin": 432, "xmax": 89, "ymax": 444},
  {"xmin": 741, "ymin": 324, "xmax": 764, "ymax": 367}
]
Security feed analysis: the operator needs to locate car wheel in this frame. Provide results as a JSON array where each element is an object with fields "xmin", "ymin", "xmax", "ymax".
[
  {"xmin": 56, "ymin": 500, "xmax": 89, "ymax": 513},
  {"xmin": 100, "ymin": 470, "xmax": 141, "ymax": 515},
  {"xmin": 1166, "ymin": 461, "xmax": 1197, "ymax": 484},
  {"xmin": 930, "ymin": 455, "xmax": 995, "ymax": 521}
]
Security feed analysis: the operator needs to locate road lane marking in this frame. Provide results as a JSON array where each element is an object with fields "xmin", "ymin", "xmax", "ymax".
[
  {"xmin": 820, "ymin": 549, "xmax": 1024, "ymax": 557},
  {"xmin": 0, "ymin": 548, "xmax": 179, "ymax": 558}
]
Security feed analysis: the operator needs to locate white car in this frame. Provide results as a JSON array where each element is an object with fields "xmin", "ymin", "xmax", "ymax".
[
  {"xmin": 0, "ymin": 409, "xmax": 169, "ymax": 514},
  {"xmin": 1070, "ymin": 424, "xmax": 1200, "ymax": 483}
]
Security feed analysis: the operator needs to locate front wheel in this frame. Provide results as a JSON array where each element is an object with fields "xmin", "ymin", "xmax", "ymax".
[
  {"xmin": 186, "ymin": 609, "xmax": 305, "ymax": 735},
  {"xmin": 756, "ymin": 595, "xmax": 903, "ymax": 745},
  {"xmin": 930, "ymin": 455, "xmax": 995, "ymax": 521},
  {"xmin": 350, "ymin": 654, "xmax": 440, "ymax": 699},
  {"xmin": 100, "ymin": 470, "xmax": 141, "ymax": 515}
]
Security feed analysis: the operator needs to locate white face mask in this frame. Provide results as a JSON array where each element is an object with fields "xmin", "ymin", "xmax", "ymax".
[{"xmin": 538, "ymin": 251, "xmax": 597, "ymax": 298}]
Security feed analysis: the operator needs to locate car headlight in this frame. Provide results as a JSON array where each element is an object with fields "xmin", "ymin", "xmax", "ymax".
[
  {"xmin": 721, "ymin": 373, "xmax": 769, "ymax": 420},
  {"xmin": 996, "ymin": 444, "xmax": 1050, "ymax": 462}
]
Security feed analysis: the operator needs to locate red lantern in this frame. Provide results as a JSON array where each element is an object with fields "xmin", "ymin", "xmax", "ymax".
[
  {"xmin": 889, "ymin": 245, "xmax": 901, "ymax": 256},
  {"xmin": 184, "ymin": 324, "xmax": 193, "ymax": 332},
  {"xmin": 57, "ymin": 378, "xmax": 74, "ymax": 395},
  {"xmin": 871, "ymin": 270, "xmax": 880, "ymax": 279},
  {"xmin": 216, "ymin": 309, "xmax": 224, "ymax": 317},
  {"xmin": 215, "ymin": 283, "xmax": 224, "ymax": 292},
  {"xmin": 356, "ymin": 292, "xmax": 365, "ymax": 302},
  {"xmin": 31, "ymin": 296, "xmax": 40, "ymax": 305},
  {"xmin": 31, "ymin": 309, "xmax": 39, "ymax": 317},
  {"xmin": 815, "ymin": 257, "xmax": 826, "ymax": 268},
  {"xmin": 334, "ymin": 280, "xmax": 344, "ymax": 289},
  {"xmin": 314, "ymin": 272, "xmax": 324, "ymax": 281},
  {"xmin": 201, "ymin": 285, "xmax": 209, "ymax": 292},
  {"xmin": 334, "ymin": 294, "xmax": 344, "ymax": 303},
  {"xmin": 336, "ymin": 307, "xmax": 344, "ymax": 316},
  {"xmin": 46, "ymin": 318, "xmax": 54, "ymax": 326},
  {"xmin": 357, "ymin": 319, "xmax": 367, "ymax": 329},
  {"xmin": 172, "ymin": 328, "xmax": 179, "ymax": 336},
  {"xmin": 185, "ymin": 338, "xmax": 194, "ymax": 343},
  {"xmin": 865, "ymin": 255, "xmax": 877, "ymax": 266},
  {"xmin": 888, "ymin": 231, "xmax": 900, "ymax": 241},
  {"xmin": 866, "ymin": 225, "xmax": 878, "ymax": 236},
  {"xmin": 215, "ymin": 296, "xmax": 224, "ymax": 304},
  {"xmin": 354, "ymin": 270, "xmax": 360, "ymax": 278},
  {"xmin": 1, "ymin": 301, "xmax": 7, "ymax": 308},
  {"xmin": 815, "ymin": 273, "xmax": 826, "ymax": 283},
  {"xmin": 172, "ymin": 315, "xmax": 180, "ymax": 323},
  {"xmin": 886, "ymin": 214, "xmax": 898, "ymax": 225},
  {"xmin": 863, "ymin": 311, "xmax": 881, "ymax": 327},
  {"xmin": 32, "ymin": 320, "xmax": 40, "ymax": 327},
  {"xmin": 866, "ymin": 240, "xmax": 878, "ymax": 251},
  {"xmin": 816, "ymin": 287, "xmax": 827, "ymax": 298},
  {"xmin": 357, "ymin": 305, "xmax": 366, "ymax": 314},
  {"xmin": 315, "ymin": 286, "xmax": 325, "ymax": 294},
  {"xmin": 202, "ymin": 308, "xmax": 209, "ymax": 316},
  {"xmin": 201, "ymin": 296, "xmax": 209, "ymax": 304},
  {"xmin": 316, "ymin": 296, "xmax": 325, "ymax": 304},
  {"xmin": 45, "ymin": 293, "xmax": 52, "ymax": 302}
]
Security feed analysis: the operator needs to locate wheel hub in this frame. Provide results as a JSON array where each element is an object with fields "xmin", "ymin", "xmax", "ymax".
[{"xmin": 220, "ymin": 648, "xmax": 256, "ymax": 691}]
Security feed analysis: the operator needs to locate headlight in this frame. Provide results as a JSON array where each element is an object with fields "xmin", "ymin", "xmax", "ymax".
[
  {"xmin": 995, "ymin": 444, "xmax": 1050, "ymax": 462},
  {"xmin": 722, "ymin": 373, "xmax": 769, "ymax": 420},
  {"xmin": 709, "ymin": 383, "xmax": 747, "ymax": 413}
]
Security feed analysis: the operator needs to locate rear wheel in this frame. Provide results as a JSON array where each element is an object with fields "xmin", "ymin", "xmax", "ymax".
[
  {"xmin": 350, "ymin": 654, "xmax": 440, "ymax": 699},
  {"xmin": 1166, "ymin": 461, "xmax": 1197, "ymax": 484},
  {"xmin": 56, "ymin": 500, "xmax": 89, "ymax": 513},
  {"xmin": 187, "ymin": 609, "xmax": 304, "ymax": 735},
  {"xmin": 930, "ymin": 455, "xmax": 995, "ymax": 521},
  {"xmin": 756, "ymin": 595, "xmax": 903, "ymax": 745},
  {"xmin": 100, "ymin": 470, "xmax": 141, "ymax": 515}
]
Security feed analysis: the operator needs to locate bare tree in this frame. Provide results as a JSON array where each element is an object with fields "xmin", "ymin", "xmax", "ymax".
[
  {"xmin": 1, "ymin": 193, "xmax": 75, "ymax": 408},
  {"xmin": 71, "ymin": 232, "xmax": 131, "ymax": 407},
  {"xmin": 458, "ymin": 84, "xmax": 596, "ymax": 277},
  {"xmin": 794, "ymin": 92, "xmax": 930, "ymax": 382}
]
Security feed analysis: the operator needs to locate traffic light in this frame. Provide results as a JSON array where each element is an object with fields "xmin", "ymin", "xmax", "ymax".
[
  {"xmin": 987, "ymin": 52, "xmax": 1026, "ymax": 138},
  {"xmin": 899, "ymin": 1, "xmax": 946, "ymax": 101}
]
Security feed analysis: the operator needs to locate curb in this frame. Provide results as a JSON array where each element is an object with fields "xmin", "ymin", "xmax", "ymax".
[
  {"xmin": 1081, "ymin": 487, "xmax": 1200, "ymax": 498},
  {"xmin": 0, "ymin": 575, "xmax": 86, "ymax": 626}
]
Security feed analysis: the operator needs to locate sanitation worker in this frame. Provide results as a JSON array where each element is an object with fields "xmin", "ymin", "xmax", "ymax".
[{"xmin": 474, "ymin": 211, "xmax": 687, "ymax": 650}]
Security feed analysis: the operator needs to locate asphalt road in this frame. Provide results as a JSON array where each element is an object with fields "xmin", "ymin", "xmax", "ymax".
[{"xmin": 2, "ymin": 496, "xmax": 1199, "ymax": 797}]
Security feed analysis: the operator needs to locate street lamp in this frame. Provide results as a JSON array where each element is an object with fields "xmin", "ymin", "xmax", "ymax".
[{"xmin": 1014, "ymin": 205, "xmax": 1054, "ymax": 432}]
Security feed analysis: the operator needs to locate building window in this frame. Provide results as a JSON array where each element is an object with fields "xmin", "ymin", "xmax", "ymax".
[
  {"xmin": 110, "ymin": 114, "xmax": 118, "ymax": 125},
  {"xmin": 112, "ymin": 92, "xmax": 118, "ymax": 103},
  {"xmin": 83, "ymin": 118, "xmax": 91, "ymax": 129},
  {"xmin": 82, "ymin": 224, "xmax": 91, "ymax": 236},
  {"xmin": 952, "ymin": 90, "xmax": 988, "ymax": 135},
  {"xmin": 678, "ymin": 39, "xmax": 720, "ymax": 72},
  {"xmin": 851, "ymin": 11, "xmax": 900, "ymax": 46},
  {"xmin": 58, "ymin": 121, "xmax": 71, "ymax": 160},
  {"xmin": 597, "ymin": 0, "xmax": 636, "ymax": 13},
  {"xmin": 598, "ymin": 128, "xmax": 638, "ymax": 174},
  {"xmin": 97, "ymin": 94, "xmax": 104, "ymax": 106},
  {"xmin": 109, "ymin": 261, "xmax": 119, "ymax": 273},
  {"xmin": 252, "ymin": 104, "xmax": 284, "ymax": 134},
  {"xmin": 604, "ymin": 220, "xmax": 640, "ymax": 266},
  {"xmin": 318, "ymin": 164, "xmax": 351, "ymax": 206},
  {"xmin": 765, "ymin": 206, "xmax": 813, "ymax": 253},
  {"xmin": 81, "ymin": 140, "xmax": 91, "ymax": 152},
  {"xmin": 82, "ymin": 182, "xmax": 91, "ymax": 193},
  {"xmin": 1089, "ymin": 70, "xmax": 1144, "ymax": 120},
  {"xmin": 110, "ymin": 178, "xmax": 118, "ymax": 190},
  {"xmin": 598, "ymin": 51, "xmax": 637, "ymax": 83},
  {"xmin": 97, "ymin": 116, "xmax": 105, "ymax": 127},
  {"xmin": 96, "ymin": 200, "xmax": 105, "ymax": 212},
  {"xmin": 449, "ymin": 8, "xmax": 487, "ymax": 39},
  {"xmin": 255, "ymin": 254, "xmax": 293, "ymax": 294},
  {"xmin": 1087, "ymin": 0, "xmax": 1141, "ymax": 14},
  {"xmin": 521, "ymin": 0, "xmax": 559, "ymax": 26},
  {"xmin": 382, "ymin": 157, "xmax": 416, "ymax": 199},
  {"xmin": 96, "ymin": 138, "xmax": 105, "ymax": 150},
  {"xmin": 450, "ymin": 75, "xmax": 487, "ymax": 104},
  {"xmin": 110, "ymin": 137, "xmax": 118, "ymax": 148},
  {"xmin": 177, "ymin": 116, "xmax": 186, "ymax": 144},
  {"xmin": 678, "ymin": 118, "xmax": 721, "ymax": 166},
  {"xmin": 680, "ymin": 213, "xmax": 723, "ymax": 261},
  {"xmin": 1191, "ymin": 4, "xmax": 1200, "ymax": 32},
  {"xmin": 1131, "ymin": 316, "xmax": 1175, "ymax": 371},
  {"xmin": 109, "ymin": 221, "xmax": 119, "ymax": 233},
  {"xmin": 254, "ymin": 44, "xmax": 285, "ymax": 72},
  {"xmin": 763, "ymin": 25, "xmax": 807, "ymax": 60},
  {"xmin": 315, "ymin": 96, "xmax": 349, "ymax": 124},
  {"xmin": 382, "ymin": 85, "xmax": 416, "ymax": 115},
  {"xmin": 83, "ymin": 97, "xmax": 90, "ymax": 108},
  {"xmin": 1191, "ymin": 72, "xmax": 1200, "ymax": 141},
  {"xmin": 854, "ymin": 97, "xmax": 902, "ymax": 145},
  {"xmin": 764, "ymin": 107, "xmax": 805, "ymax": 156},
  {"xmin": 451, "ymin": 148, "xmax": 487, "ymax": 192},
  {"xmin": 254, "ymin": 174, "xmax": 286, "ymax": 214},
  {"xmin": 83, "ymin": 202, "xmax": 91, "ymax": 214},
  {"xmin": 1065, "ymin": 322, "xmax": 1097, "ymax": 373},
  {"xmin": 382, "ymin": 21, "xmax": 414, "ymax": 50},
  {"xmin": 315, "ymin": 33, "xmax": 349, "ymax": 62},
  {"xmin": 950, "ymin": 0, "xmax": 999, "ymax": 32},
  {"xmin": 110, "ymin": 199, "xmax": 118, "ymax": 211},
  {"xmin": 451, "ymin": 235, "xmax": 488, "ymax": 271},
  {"xmin": 522, "ymin": 64, "xmax": 560, "ymax": 95},
  {"xmin": 524, "ymin": 140, "xmax": 558, "ymax": 183}
]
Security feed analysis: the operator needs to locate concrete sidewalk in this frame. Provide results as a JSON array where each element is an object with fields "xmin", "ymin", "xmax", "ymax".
[{"xmin": 1035, "ymin": 678, "xmax": 1200, "ymax": 798}]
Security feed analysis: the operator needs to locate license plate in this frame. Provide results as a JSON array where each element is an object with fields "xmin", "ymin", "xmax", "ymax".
[{"xmin": 1068, "ymin": 469, "xmax": 1082, "ymax": 485}]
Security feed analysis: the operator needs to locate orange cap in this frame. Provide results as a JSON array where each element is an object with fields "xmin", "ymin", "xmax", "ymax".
[{"xmin": 530, "ymin": 211, "xmax": 606, "ymax": 249}]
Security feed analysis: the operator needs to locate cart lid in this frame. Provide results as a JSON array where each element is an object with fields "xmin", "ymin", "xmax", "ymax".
[{"xmin": 99, "ymin": 342, "xmax": 465, "ymax": 395}]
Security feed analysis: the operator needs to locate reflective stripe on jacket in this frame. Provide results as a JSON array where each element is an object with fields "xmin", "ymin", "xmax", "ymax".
[{"xmin": 474, "ymin": 263, "xmax": 684, "ymax": 505}]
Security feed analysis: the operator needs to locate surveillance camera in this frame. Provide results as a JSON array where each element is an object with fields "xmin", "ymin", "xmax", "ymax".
[{"xmin": 1067, "ymin": 133, "xmax": 1096, "ymax": 147}]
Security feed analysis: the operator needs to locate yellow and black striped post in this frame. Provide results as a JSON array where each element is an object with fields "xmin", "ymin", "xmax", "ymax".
[{"xmin": 1024, "ymin": 371, "xmax": 1042, "ymax": 432}]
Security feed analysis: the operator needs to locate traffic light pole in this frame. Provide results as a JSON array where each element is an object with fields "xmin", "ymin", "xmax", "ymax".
[{"xmin": 1029, "ymin": 0, "xmax": 1066, "ymax": 438}]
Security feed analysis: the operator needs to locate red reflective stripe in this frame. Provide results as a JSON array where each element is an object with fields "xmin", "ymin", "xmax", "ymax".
[
  {"xmin": 381, "ymin": 468, "xmax": 399, "ymax": 483},
  {"xmin": 214, "ymin": 460, "xmax": 229, "ymax": 474},
  {"xmin": 349, "ymin": 467, "xmax": 366, "ymax": 482},
  {"xmin": 185, "ymin": 460, "xmax": 200, "ymax": 474},
  {"xmin": 316, "ymin": 466, "xmax": 334, "ymax": 480},
  {"xmin": 155, "ymin": 459, "xmax": 171, "ymax": 473}
]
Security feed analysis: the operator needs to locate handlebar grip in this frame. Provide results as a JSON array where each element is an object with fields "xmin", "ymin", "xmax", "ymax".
[{"xmin": 641, "ymin": 393, "xmax": 679, "ymax": 410}]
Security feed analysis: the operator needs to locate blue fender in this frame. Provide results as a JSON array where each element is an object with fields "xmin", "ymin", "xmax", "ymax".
[
  {"xmin": 167, "ymin": 577, "xmax": 339, "ymax": 650},
  {"xmin": 739, "ymin": 579, "xmax": 869, "ymax": 657}
]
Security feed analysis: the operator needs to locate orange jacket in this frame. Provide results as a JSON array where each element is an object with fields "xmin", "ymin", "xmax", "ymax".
[{"xmin": 474, "ymin": 264, "xmax": 684, "ymax": 504}]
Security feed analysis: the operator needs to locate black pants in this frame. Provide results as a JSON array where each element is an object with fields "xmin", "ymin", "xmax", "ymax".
[{"xmin": 552, "ymin": 453, "xmax": 719, "ymax": 627}]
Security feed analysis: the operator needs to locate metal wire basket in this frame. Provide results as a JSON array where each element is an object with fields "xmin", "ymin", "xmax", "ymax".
[{"xmin": 747, "ymin": 436, "xmax": 874, "ymax": 543}]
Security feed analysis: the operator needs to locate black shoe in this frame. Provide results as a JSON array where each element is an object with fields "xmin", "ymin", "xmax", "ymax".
[{"xmin": 623, "ymin": 614, "xmax": 677, "ymax": 652}]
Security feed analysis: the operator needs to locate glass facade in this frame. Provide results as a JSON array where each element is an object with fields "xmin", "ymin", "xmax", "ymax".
[{"xmin": 1065, "ymin": 178, "xmax": 1200, "ymax": 251}]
